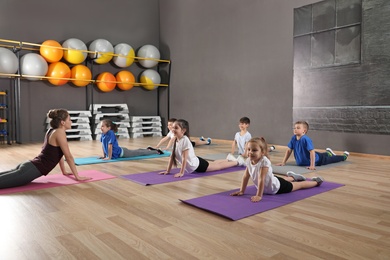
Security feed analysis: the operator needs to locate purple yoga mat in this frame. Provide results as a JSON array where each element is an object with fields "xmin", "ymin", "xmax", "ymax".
[
  {"xmin": 121, "ymin": 166, "xmax": 245, "ymax": 185},
  {"xmin": 180, "ymin": 181, "xmax": 344, "ymax": 220}
]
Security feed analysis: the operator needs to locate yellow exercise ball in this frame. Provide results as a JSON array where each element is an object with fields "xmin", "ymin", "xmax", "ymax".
[
  {"xmin": 62, "ymin": 38, "xmax": 87, "ymax": 64},
  {"xmin": 140, "ymin": 69, "xmax": 161, "ymax": 91}
]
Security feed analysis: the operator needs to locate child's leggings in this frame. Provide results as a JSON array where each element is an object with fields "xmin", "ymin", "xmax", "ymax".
[
  {"xmin": 316, "ymin": 152, "xmax": 345, "ymax": 166},
  {"xmin": 121, "ymin": 148, "xmax": 157, "ymax": 158}
]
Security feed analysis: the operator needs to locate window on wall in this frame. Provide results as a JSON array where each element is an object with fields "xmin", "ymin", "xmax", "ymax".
[{"xmin": 293, "ymin": 0, "xmax": 362, "ymax": 69}]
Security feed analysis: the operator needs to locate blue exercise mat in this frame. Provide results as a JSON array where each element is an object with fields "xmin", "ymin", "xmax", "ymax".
[{"xmin": 74, "ymin": 151, "xmax": 171, "ymax": 165}]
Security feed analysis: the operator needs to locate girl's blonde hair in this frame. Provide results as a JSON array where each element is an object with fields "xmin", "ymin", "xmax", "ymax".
[{"xmin": 247, "ymin": 137, "xmax": 269, "ymax": 158}]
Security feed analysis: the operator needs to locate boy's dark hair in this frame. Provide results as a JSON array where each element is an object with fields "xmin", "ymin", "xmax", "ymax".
[
  {"xmin": 239, "ymin": 117, "xmax": 250, "ymax": 124},
  {"xmin": 295, "ymin": 121, "xmax": 309, "ymax": 132},
  {"xmin": 168, "ymin": 118, "xmax": 177, "ymax": 123}
]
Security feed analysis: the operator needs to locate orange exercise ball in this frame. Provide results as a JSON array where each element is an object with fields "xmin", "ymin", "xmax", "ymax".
[
  {"xmin": 71, "ymin": 65, "xmax": 92, "ymax": 87},
  {"xmin": 116, "ymin": 70, "xmax": 135, "ymax": 91},
  {"xmin": 40, "ymin": 40, "xmax": 63, "ymax": 63},
  {"xmin": 46, "ymin": 62, "xmax": 71, "ymax": 86},
  {"xmin": 96, "ymin": 72, "xmax": 116, "ymax": 92}
]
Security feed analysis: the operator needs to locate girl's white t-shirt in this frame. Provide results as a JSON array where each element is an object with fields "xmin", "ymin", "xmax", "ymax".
[
  {"xmin": 246, "ymin": 156, "xmax": 280, "ymax": 195},
  {"xmin": 175, "ymin": 135, "xmax": 199, "ymax": 174}
]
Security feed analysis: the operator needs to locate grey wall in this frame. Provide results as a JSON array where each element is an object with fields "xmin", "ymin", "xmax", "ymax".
[
  {"xmin": 0, "ymin": 0, "xmax": 160, "ymax": 143},
  {"xmin": 159, "ymin": 0, "xmax": 389, "ymax": 156}
]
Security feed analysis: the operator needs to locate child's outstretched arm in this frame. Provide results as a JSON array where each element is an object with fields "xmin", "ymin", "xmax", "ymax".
[
  {"xmin": 102, "ymin": 144, "xmax": 113, "ymax": 160},
  {"xmin": 230, "ymin": 140, "xmax": 237, "ymax": 155},
  {"xmin": 155, "ymin": 136, "xmax": 169, "ymax": 148},
  {"xmin": 99, "ymin": 147, "xmax": 106, "ymax": 159},
  {"xmin": 174, "ymin": 149, "xmax": 189, "ymax": 178},
  {"xmin": 165, "ymin": 137, "xmax": 175, "ymax": 150},
  {"xmin": 57, "ymin": 131, "xmax": 91, "ymax": 181},
  {"xmin": 276, "ymin": 148, "xmax": 292, "ymax": 166},
  {"xmin": 251, "ymin": 167, "xmax": 267, "ymax": 202},
  {"xmin": 159, "ymin": 152, "xmax": 174, "ymax": 175},
  {"xmin": 230, "ymin": 168, "xmax": 250, "ymax": 196},
  {"xmin": 307, "ymin": 150, "xmax": 316, "ymax": 170}
]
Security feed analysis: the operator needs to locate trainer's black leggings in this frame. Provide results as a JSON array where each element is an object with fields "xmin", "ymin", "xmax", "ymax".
[{"xmin": 0, "ymin": 161, "xmax": 42, "ymax": 189}]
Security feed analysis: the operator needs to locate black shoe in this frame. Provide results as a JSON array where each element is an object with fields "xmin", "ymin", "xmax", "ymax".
[
  {"xmin": 157, "ymin": 149, "xmax": 164, "ymax": 155},
  {"xmin": 147, "ymin": 146, "xmax": 157, "ymax": 151}
]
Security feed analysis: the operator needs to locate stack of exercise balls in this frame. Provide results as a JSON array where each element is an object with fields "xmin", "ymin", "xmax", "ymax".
[
  {"xmin": 2, "ymin": 38, "xmax": 165, "ymax": 91},
  {"xmin": 39, "ymin": 38, "xmax": 91, "ymax": 87}
]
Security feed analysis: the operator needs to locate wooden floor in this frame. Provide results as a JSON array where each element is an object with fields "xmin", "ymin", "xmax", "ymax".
[{"xmin": 0, "ymin": 137, "xmax": 389, "ymax": 259}]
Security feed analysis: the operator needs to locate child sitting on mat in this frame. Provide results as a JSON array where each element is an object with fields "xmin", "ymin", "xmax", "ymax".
[
  {"xmin": 100, "ymin": 119, "xmax": 163, "ymax": 160},
  {"xmin": 230, "ymin": 137, "xmax": 323, "ymax": 202},
  {"xmin": 159, "ymin": 119, "xmax": 244, "ymax": 178},
  {"xmin": 276, "ymin": 121, "xmax": 349, "ymax": 170},
  {"xmin": 0, "ymin": 109, "xmax": 91, "ymax": 189},
  {"xmin": 149, "ymin": 117, "xmax": 211, "ymax": 150},
  {"xmin": 226, "ymin": 116, "xmax": 275, "ymax": 165}
]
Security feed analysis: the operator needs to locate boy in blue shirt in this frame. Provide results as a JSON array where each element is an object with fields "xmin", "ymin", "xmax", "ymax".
[{"xmin": 278, "ymin": 121, "xmax": 349, "ymax": 170}]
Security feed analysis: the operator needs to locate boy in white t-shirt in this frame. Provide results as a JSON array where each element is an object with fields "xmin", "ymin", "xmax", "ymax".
[
  {"xmin": 227, "ymin": 117, "xmax": 275, "ymax": 166},
  {"xmin": 227, "ymin": 117, "xmax": 252, "ymax": 165}
]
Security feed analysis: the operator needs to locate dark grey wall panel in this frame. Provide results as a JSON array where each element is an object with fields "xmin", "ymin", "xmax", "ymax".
[{"xmin": 293, "ymin": 0, "xmax": 390, "ymax": 145}]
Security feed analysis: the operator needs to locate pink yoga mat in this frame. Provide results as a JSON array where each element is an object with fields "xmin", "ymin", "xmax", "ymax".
[{"xmin": 0, "ymin": 170, "xmax": 116, "ymax": 195}]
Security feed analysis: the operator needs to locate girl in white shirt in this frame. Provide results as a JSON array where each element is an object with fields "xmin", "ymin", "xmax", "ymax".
[
  {"xmin": 230, "ymin": 137, "xmax": 324, "ymax": 202},
  {"xmin": 160, "ymin": 119, "xmax": 242, "ymax": 178}
]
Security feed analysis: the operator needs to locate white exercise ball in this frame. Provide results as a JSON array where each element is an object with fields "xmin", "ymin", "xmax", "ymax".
[
  {"xmin": 137, "ymin": 44, "xmax": 160, "ymax": 68},
  {"xmin": 0, "ymin": 47, "xmax": 19, "ymax": 75},
  {"xmin": 20, "ymin": 53, "xmax": 48, "ymax": 81}
]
